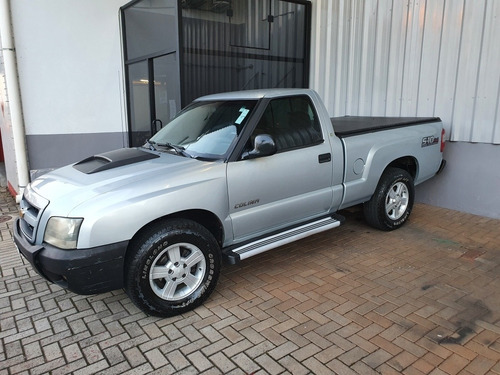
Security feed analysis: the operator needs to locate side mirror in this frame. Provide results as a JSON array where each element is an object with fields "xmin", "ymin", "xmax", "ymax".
[{"xmin": 242, "ymin": 134, "xmax": 277, "ymax": 160}]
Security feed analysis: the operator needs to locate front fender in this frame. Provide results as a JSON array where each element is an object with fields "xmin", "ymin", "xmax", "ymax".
[{"xmin": 73, "ymin": 165, "xmax": 230, "ymax": 248}]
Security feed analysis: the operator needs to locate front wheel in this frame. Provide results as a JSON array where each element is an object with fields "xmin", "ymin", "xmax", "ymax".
[
  {"xmin": 125, "ymin": 219, "xmax": 221, "ymax": 317},
  {"xmin": 363, "ymin": 168, "xmax": 415, "ymax": 231}
]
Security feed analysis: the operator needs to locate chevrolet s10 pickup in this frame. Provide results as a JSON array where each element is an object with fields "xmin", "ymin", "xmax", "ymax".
[{"xmin": 14, "ymin": 89, "xmax": 446, "ymax": 316}]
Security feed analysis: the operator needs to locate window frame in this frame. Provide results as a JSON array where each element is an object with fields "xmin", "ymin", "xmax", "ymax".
[{"xmin": 229, "ymin": 94, "xmax": 325, "ymax": 161}]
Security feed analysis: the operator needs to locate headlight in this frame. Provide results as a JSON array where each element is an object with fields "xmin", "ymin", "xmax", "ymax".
[{"xmin": 44, "ymin": 217, "xmax": 83, "ymax": 249}]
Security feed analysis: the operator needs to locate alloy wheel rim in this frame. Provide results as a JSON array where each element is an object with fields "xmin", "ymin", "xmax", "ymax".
[
  {"xmin": 149, "ymin": 242, "xmax": 206, "ymax": 301},
  {"xmin": 385, "ymin": 182, "xmax": 409, "ymax": 220}
]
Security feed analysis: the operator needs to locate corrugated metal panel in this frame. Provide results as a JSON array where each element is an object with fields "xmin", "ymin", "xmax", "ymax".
[{"xmin": 310, "ymin": 0, "xmax": 500, "ymax": 144}]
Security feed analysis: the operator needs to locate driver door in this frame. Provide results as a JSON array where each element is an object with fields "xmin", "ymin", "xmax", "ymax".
[{"xmin": 226, "ymin": 95, "xmax": 334, "ymax": 243}]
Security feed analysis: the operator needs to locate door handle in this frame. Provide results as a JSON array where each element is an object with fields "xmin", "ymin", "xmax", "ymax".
[
  {"xmin": 151, "ymin": 119, "xmax": 163, "ymax": 134},
  {"xmin": 318, "ymin": 153, "xmax": 331, "ymax": 163}
]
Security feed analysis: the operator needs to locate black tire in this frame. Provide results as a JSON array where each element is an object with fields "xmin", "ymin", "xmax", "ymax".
[
  {"xmin": 363, "ymin": 168, "xmax": 415, "ymax": 231},
  {"xmin": 125, "ymin": 219, "xmax": 221, "ymax": 317}
]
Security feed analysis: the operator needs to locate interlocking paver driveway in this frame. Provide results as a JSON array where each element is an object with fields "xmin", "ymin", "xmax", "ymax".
[{"xmin": 1, "ymin": 187, "xmax": 499, "ymax": 374}]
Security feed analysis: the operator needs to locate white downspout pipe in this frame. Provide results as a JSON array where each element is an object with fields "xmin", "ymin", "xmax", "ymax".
[{"xmin": 0, "ymin": 0, "xmax": 29, "ymax": 202}]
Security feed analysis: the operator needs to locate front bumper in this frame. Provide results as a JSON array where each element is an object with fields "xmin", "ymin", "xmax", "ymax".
[{"xmin": 13, "ymin": 218, "xmax": 128, "ymax": 295}]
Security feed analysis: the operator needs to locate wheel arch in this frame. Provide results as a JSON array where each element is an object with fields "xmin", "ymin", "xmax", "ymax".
[
  {"xmin": 366, "ymin": 155, "xmax": 417, "ymax": 203},
  {"xmin": 126, "ymin": 209, "xmax": 225, "ymax": 256},
  {"xmin": 168, "ymin": 209, "xmax": 224, "ymax": 247},
  {"xmin": 384, "ymin": 156, "xmax": 418, "ymax": 180}
]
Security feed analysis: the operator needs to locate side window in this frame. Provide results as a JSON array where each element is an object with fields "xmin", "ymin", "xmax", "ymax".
[{"xmin": 252, "ymin": 96, "xmax": 323, "ymax": 152}]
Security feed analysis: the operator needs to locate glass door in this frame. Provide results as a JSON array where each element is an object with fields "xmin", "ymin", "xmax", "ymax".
[
  {"xmin": 152, "ymin": 54, "xmax": 181, "ymax": 135},
  {"xmin": 121, "ymin": 0, "xmax": 180, "ymax": 147},
  {"xmin": 127, "ymin": 60, "xmax": 150, "ymax": 147},
  {"xmin": 127, "ymin": 53, "xmax": 181, "ymax": 147}
]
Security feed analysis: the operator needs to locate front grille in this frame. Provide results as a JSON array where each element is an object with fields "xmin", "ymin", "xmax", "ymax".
[
  {"xmin": 20, "ymin": 202, "xmax": 38, "ymax": 240},
  {"xmin": 19, "ymin": 186, "xmax": 49, "ymax": 243}
]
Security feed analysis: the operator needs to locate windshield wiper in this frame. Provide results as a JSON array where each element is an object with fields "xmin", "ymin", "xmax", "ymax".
[
  {"xmin": 151, "ymin": 141, "xmax": 193, "ymax": 158},
  {"xmin": 145, "ymin": 139, "xmax": 158, "ymax": 151}
]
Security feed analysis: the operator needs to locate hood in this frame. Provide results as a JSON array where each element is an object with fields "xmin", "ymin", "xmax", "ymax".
[
  {"xmin": 72, "ymin": 148, "xmax": 160, "ymax": 174},
  {"xmin": 30, "ymin": 148, "xmax": 219, "ymax": 216}
]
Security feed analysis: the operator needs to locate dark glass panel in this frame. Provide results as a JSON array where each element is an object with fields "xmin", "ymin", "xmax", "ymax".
[
  {"xmin": 123, "ymin": 0, "xmax": 178, "ymax": 60},
  {"xmin": 153, "ymin": 53, "xmax": 181, "ymax": 128},
  {"xmin": 127, "ymin": 61, "xmax": 151, "ymax": 146},
  {"xmin": 180, "ymin": 0, "xmax": 310, "ymax": 105}
]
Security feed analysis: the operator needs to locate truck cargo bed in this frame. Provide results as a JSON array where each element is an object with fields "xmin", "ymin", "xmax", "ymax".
[{"xmin": 332, "ymin": 116, "xmax": 441, "ymax": 137}]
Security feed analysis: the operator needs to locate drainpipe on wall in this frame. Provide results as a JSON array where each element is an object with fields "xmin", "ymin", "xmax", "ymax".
[{"xmin": 0, "ymin": 0, "xmax": 30, "ymax": 202}]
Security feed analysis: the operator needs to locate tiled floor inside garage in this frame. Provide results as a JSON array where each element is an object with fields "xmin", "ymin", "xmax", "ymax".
[{"xmin": 1, "ymin": 187, "xmax": 500, "ymax": 374}]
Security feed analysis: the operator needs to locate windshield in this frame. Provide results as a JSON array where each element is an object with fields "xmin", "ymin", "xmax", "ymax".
[{"xmin": 148, "ymin": 100, "xmax": 257, "ymax": 159}]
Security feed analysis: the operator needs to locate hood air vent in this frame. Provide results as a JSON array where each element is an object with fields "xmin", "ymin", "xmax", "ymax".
[{"xmin": 73, "ymin": 148, "xmax": 159, "ymax": 174}]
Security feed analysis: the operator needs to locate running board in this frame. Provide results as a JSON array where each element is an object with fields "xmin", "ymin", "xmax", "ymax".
[{"xmin": 223, "ymin": 215, "xmax": 344, "ymax": 265}]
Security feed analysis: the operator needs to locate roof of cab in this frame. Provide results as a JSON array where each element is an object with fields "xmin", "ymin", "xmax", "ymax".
[{"xmin": 195, "ymin": 88, "xmax": 315, "ymax": 101}]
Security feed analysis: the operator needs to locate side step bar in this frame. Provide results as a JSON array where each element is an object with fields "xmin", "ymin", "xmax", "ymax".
[{"xmin": 223, "ymin": 214, "xmax": 344, "ymax": 265}]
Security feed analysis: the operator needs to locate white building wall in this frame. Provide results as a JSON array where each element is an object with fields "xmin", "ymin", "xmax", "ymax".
[
  {"xmin": 8, "ymin": 0, "xmax": 130, "ymax": 177},
  {"xmin": 310, "ymin": 0, "xmax": 500, "ymax": 144},
  {"xmin": 11, "ymin": 0, "xmax": 129, "ymax": 136}
]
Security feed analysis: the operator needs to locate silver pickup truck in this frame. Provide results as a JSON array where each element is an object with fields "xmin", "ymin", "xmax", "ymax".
[{"xmin": 14, "ymin": 89, "xmax": 446, "ymax": 317}]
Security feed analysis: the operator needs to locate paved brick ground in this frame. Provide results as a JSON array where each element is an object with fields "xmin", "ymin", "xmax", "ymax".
[{"xmin": 1, "ymin": 186, "xmax": 500, "ymax": 374}]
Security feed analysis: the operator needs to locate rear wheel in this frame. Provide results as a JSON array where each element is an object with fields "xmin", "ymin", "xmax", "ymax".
[
  {"xmin": 364, "ymin": 168, "xmax": 415, "ymax": 231},
  {"xmin": 125, "ymin": 219, "xmax": 221, "ymax": 317}
]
